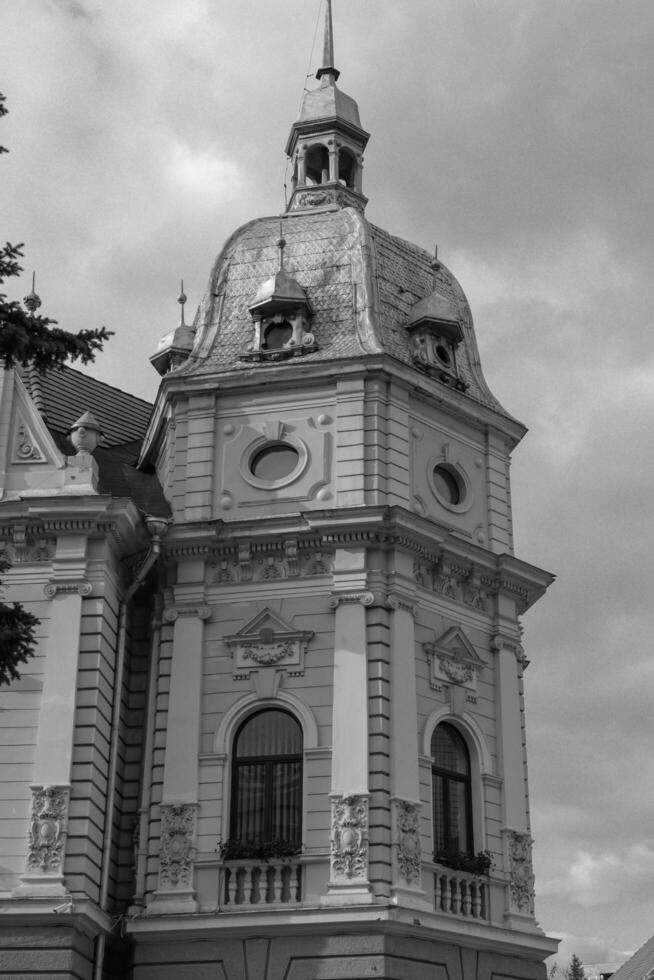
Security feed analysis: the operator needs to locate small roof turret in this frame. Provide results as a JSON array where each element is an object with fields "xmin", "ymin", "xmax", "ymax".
[
  {"xmin": 285, "ymin": 0, "xmax": 369, "ymax": 213},
  {"xmin": 150, "ymin": 281, "xmax": 195, "ymax": 376}
]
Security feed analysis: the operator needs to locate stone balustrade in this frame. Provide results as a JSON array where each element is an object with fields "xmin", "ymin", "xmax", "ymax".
[
  {"xmin": 428, "ymin": 861, "xmax": 489, "ymax": 921},
  {"xmin": 222, "ymin": 858, "xmax": 302, "ymax": 907}
]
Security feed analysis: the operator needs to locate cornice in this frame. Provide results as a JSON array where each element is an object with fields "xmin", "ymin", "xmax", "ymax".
[{"xmin": 158, "ymin": 506, "xmax": 552, "ymax": 613}]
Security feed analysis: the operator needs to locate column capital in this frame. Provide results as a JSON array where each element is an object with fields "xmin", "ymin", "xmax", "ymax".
[
  {"xmin": 44, "ymin": 579, "xmax": 91, "ymax": 598},
  {"xmin": 163, "ymin": 603, "xmax": 211, "ymax": 623},
  {"xmin": 328, "ymin": 590, "xmax": 375, "ymax": 609}
]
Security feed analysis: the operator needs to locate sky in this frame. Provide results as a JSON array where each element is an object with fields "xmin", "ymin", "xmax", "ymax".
[{"xmin": 1, "ymin": 0, "xmax": 653, "ymax": 966}]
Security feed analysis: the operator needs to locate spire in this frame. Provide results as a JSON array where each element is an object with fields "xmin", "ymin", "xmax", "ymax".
[
  {"xmin": 23, "ymin": 272, "xmax": 42, "ymax": 314},
  {"xmin": 316, "ymin": 0, "xmax": 339, "ymax": 82},
  {"xmin": 284, "ymin": 0, "xmax": 369, "ymax": 212}
]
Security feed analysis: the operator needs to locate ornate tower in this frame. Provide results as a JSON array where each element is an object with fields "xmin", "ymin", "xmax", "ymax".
[
  {"xmin": 0, "ymin": 4, "xmax": 558, "ymax": 978},
  {"xmin": 132, "ymin": 3, "xmax": 557, "ymax": 976}
]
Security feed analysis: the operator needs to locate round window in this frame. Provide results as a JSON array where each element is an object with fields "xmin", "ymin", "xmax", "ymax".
[
  {"xmin": 250, "ymin": 442, "xmax": 299, "ymax": 482},
  {"xmin": 434, "ymin": 343, "xmax": 451, "ymax": 366},
  {"xmin": 432, "ymin": 464, "xmax": 464, "ymax": 506},
  {"xmin": 264, "ymin": 320, "xmax": 293, "ymax": 350}
]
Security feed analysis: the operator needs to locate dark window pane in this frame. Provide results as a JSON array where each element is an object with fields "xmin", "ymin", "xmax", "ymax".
[
  {"xmin": 236, "ymin": 709, "xmax": 302, "ymax": 758},
  {"xmin": 250, "ymin": 444, "xmax": 299, "ymax": 482},
  {"xmin": 431, "ymin": 723, "xmax": 469, "ymax": 775}
]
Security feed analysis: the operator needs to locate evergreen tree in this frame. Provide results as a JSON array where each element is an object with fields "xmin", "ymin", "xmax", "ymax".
[
  {"xmin": 0, "ymin": 93, "xmax": 112, "ymax": 684},
  {"xmin": 567, "ymin": 954, "xmax": 587, "ymax": 980}
]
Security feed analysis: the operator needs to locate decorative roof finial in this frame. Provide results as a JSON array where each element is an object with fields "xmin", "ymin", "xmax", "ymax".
[
  {"xmin": 316, "ymin": 0, "xmax": 340, "ymax": 82},
  {"xmin": 24, "ymin": 272, "xmax": 42, "ymax": 314},
  {"xmin": 177, "ymin": 279, "xmax": 187, "ymax": 328}
]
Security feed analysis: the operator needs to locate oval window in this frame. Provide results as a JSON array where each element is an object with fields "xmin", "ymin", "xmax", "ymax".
[
  {"xmin": 250, "ymin": 442, "xmax": 299, "ymax": 482},
  {"xmin": 432, "ymin": 464, "xmax": 464, "ymax": 505},
  {"xmin": 264, "ymin": 321, "xmax": 293, "ymax": 350}
]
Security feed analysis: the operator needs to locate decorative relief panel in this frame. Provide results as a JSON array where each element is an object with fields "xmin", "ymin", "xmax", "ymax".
[
  {"xmin": 208, "ymin": 542, "xmax": 334, "ymax": 584},
  {"xmin": 158, "ymin": 803, "xmax": 198, "ymax": 890},
  {"xmin": 330, "ymin": 794, "xmax": 369, "ymax": 883},
  {"xmin": 224, "ymin": 608, "xmax": 314, "ymax": 680},
  {"xmin": 423, "ymin": 625, "xmax": 486, "ymax": 692},
  {"xmin": 217, "ymin": 413, "xmax": 333, "ymax": 512},
  {"xmin": 506, "ymin": 830, "xmax": 535, "ymax": 915},
  {"xmin": 0, "ymin": 527, "xmax": 56, "ymax": 565},
  {"xmin": 392, "ymin": 799, "xmax": 422, "ymax": 886},
  {"xmin": 25, "ymin": 785, "xmax": 69, "ymax": 875}
]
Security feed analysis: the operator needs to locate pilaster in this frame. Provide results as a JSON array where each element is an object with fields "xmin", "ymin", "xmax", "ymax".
[
  {"xmin": 387, "ymin": 552, "xmax": 428, "ymax": 907},
  {"xmin": 323, "ymin": 546, "xmax": 372, "ymax": 904},
  {"xmin": 14, "ymin": 535, "xmax": 89, "ymax": 899},
  {"xmin": 150, "ymin": 558, "xmax": 208, "ymax": 914}
]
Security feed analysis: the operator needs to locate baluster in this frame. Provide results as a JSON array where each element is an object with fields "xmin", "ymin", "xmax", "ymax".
[
  {"xmin": 293, "ymin": 863, "xmax": 302, "ymax": 902},
  {"xmin": 462, "ymin": 879, "xmax": 471, "ymax": 916},
  {"xmin": 451, "ymin": 876, "xmax": 461, "ymax": 914},
  {"xmin": 272, "ymin": 863, "xmax": 284, "ymax": 903},
  {"xmin": 226, "ymin": 867, "xmax": 238, "ymax": 905},
  {"xmin": 472, "ymin": 881, "xmax": 481, "ymax": 918},
  {"xmin": 243, "ymin": 866, "xmax": 254, "ymax": 906}
]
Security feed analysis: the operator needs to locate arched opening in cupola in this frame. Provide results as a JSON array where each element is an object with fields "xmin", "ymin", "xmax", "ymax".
[
  {"xmin": 305, "ymin": 144, "xmax": 329, "ymax": 185},
  {"xmin": 338, "ymin": 147, "xmax": 356, "ymax": 188}
]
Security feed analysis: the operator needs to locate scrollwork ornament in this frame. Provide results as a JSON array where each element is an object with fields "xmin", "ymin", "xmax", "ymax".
[
  {"xmin": 158, "ymin": 803, "xmax": 198, "ymax": 889},
  {"xmin": 393, "ymin": 800, "xmax": 422, "ymax": 885},
  {"xmin": 242, "ymin": 640, "xmax": 293, "ymax": 665},
  {"xmin": 330, "ymin": 795, "xmax": 369, "ymax": 882},
  {"xmin": 26, "ymin": 785, "xmax": 69, "ymax": 874},
  {"xmin": 507, "ymin": 830, "xmax": 535, "ymax": 913},
  {"xmin": 44, "ymin": 580, "xmax": 92, "ymax": 599}
]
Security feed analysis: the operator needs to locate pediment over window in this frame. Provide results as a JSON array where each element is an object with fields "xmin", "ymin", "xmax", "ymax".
[
  {"xmin": 223, "ymin": 608, "xmax": 314, "ymax": 678},
  {"xmin": 423, "ymin": 626, "xmax": 486, "ymax": 691}
]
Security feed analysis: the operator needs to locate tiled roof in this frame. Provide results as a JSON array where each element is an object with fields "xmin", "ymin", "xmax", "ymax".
[
  {"xmin": 610, "ymin": 936, "xmax": 654, "ymax": 980},
  {"xmin": 20, "ymin": 365, "xmax": 170, "ymax": 517},
  {"xmin": 21, "ymin": 364, "xmax": 152, "ymax": 446},
  {"xmin": 176, "ymin": 207, "xmax": 512, "ymax": 420}
]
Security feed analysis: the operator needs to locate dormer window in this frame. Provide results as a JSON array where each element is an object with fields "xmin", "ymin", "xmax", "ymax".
[
  {"xmin": 406, "ymin": 289, "xmax": 468, "ymax": 391},
  {"xmin": 242, "ymin": 242, "xmax": 317, "ymax": 363}
]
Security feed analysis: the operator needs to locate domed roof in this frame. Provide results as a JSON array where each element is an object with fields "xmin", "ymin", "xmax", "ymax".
[{"xmin": 175, "ymin": 206, "xmax": 511, "ymax": 419}]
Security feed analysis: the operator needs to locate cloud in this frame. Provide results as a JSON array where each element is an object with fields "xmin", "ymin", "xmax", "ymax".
[
  {"xmin": 537, "ymin": 843, "xmax": 654, "ymax": 909},
  {"xmin": 548, "ymin": 932, "xmax": 635, "ymax": 971}
]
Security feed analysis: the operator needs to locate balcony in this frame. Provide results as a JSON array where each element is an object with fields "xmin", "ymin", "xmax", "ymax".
[
  {"xmin": 427, "ymin": 861, "xmax": 489, "ymax": 921},
  {"xmin": 221, "ymin": 858, "xmax": 302, "ymax": 907}
]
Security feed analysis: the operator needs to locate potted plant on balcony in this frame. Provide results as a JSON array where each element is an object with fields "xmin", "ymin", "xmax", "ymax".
[
  {"xmin": 433, "ymin": 847, "xmax": 493, "ymax": 877},
  {"xmin": 217, "ymin": 838, "xmax": 302, "ymax": 862}
]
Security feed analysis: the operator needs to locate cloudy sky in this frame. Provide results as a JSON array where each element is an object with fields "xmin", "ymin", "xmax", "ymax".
[{"xmin": 2, "ymin": 0, "xmax": 653, "ymax": 965}]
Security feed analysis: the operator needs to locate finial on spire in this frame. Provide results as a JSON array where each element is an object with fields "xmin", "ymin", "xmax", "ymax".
[
  {"xmin": 24, "ymin": 272, "xmax": 42, "ymax": 314},
  {"xmin": 316, "ymin": 0, "xmax": 340, "ymax": 82},
  {"xmin": 177, "ymin": 279, "xmax": 187, "ymax": 327}
]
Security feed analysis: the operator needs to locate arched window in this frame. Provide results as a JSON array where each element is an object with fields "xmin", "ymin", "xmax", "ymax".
[
  {"xmin": 231, "ymin": 708, "xmax": 303, "ymax": 844},
  {"xmin": 305, "ymin": 144, "xmax": 329, "ymax": 185},
  {"xmin": 431, "ymin": 722, "xmax": 473, "ymax": 859},
  {"xmin": 338, "ymin": 147, "xmax": 356, "ymax": 188}
]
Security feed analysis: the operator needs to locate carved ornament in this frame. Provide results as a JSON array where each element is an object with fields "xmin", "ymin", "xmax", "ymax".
[
  {"xmin": 224, "ymin": 607, "xmax": 314, "ymax": 679},
  {"xmin": 424, "ymin": 625, "xmax": 486, "ymax": 692},
  {"xmin": 158, "ymin": 803, "xmax": 198, "ymax": 889},
  {"xmin": 163, "ymin": 604, "xmax": 211, "ymax": 623},
  {"xmin": 392, "ymin": 799, "xmax": 422, "ymax": 885},
  {"xmin": 330, "ymin": 795, "xmax": 369, "ymax": 882},
  {"xmin": 26, "ymin": 785, "xmax": 69, "ymax": 874},
  {"xmin": 506, "ymin": 830, "xmax": 535, "ymax": 914},
  {"xmin": 328, "ymin": 590, "xmax": 375, "ymax": 609},
  {"xmin": 44, "ymin": 580, "xmax": 92, "ymax": 599},
  {"xmin": 209, "ymin": 544, "xmax": 334, "ymax": 584}
]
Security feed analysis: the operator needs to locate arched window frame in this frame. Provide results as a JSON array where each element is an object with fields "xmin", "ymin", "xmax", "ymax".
[
  {"xmin": 430, "ymin": 722, "xmax": 473, "ymax": 858},
  {"xmin": 422, "ymin": 707, "xmax": 493, "ymax": 858},
  {"xmin": 230, "ymin": 707, "xmax": 303, "ymax": 846},
  {"xmin": 214, "ymin": 692, "xmax": 319, "ymax": 850}
]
